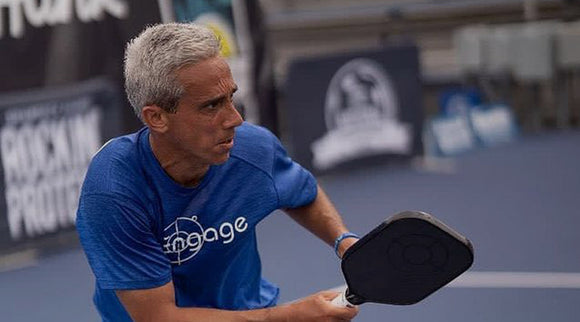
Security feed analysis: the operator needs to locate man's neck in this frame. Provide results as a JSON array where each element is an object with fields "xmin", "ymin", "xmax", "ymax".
[{"xmin": 149, "ymin": 133, "xmax": 209, "ymax": 188}]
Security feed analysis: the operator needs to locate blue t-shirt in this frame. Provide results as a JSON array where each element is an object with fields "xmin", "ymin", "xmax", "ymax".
[{"xmin": 76, "ymin": 122, "xmax": 317, "ymax": 321}]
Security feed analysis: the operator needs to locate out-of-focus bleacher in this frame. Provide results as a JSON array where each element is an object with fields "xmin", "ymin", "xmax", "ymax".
[
  {"xmin": 259, "ymin": 0, "xmax": 580, "ymax": 130},
  {"xmin": 454, "ymin": 20, "xmax": 580, "ymax": 130}
]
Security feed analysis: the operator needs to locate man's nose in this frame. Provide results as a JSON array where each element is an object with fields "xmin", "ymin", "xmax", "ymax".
[{"xmin": 223, "ymin": 101, "xmax": 244, "ymax": 128}]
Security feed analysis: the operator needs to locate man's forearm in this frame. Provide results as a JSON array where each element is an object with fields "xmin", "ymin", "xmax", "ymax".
[
  {"xmin": 164, "ymin": 304, "xmax": 291, "ymax": 322},
  {"xmin": 120, "ymin": 288, "xmax": 356, "ymax": 322},
  {"xmin": 118, "ymin": 281, "xmax": 295, "ymax": 322},
  {"xmin": 284, "ymin": 184, "xmax": 357, "ymax": 256},
  {"xmin": 121, "ymin": 295, "xmax": 290, "ymax": 322}
]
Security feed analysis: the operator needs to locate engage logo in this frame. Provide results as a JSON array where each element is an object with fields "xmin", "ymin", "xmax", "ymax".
[{"xmin": 162, "ymin": 216, "xmax": 248, "ymax": 265}]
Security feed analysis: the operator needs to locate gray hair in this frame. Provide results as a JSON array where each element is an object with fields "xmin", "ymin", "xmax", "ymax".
[{"xmin": 124, "ymin": 23, "xmax": 221, "ymax": 119}]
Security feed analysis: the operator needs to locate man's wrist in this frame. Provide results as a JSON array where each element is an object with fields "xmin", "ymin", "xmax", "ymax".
[{"xmin": 334, "ymin": 232, "xmax": 359, "ymax": 259}]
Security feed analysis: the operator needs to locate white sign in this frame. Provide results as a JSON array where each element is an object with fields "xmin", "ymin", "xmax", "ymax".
[
  {"xmin": 0, "ymin": 97, "xmax": 102, "ymax": 239},
  {"xmin": 469, "ymin": 105, "xmax": 517, "ymax": 146},
  {"xmin": 429, "ymin": 115, "xmax": 476, "ymax": 156},
  {"xmin": 0, "ymin": 0, "xmax": 129, "ymax": 39}
]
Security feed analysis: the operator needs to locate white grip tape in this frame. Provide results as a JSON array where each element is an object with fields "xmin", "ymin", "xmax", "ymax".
[{"xmin": 331, "ymin": 291, "xmax": 356, "ymax": 308}]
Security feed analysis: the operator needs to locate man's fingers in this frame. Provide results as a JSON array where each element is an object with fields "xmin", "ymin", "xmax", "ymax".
[
  {"xmin": 333, "ymin": 303, "xmax": 359, "ymax": 320},
  {"xmin": 319, "ymin": 291, "xmax": 342, "ymax": 301},
  {"xmin": 318, "ymin": 291, "xmax": 360, "ymax": 320}
]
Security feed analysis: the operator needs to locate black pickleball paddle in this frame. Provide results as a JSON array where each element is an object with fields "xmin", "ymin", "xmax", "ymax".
[{"xmin": 332, "ymin": 211, "xmax": 474, "ymax": 307}]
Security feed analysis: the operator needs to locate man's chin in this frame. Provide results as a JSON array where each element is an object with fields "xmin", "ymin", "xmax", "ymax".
[{"xmin": 212, "ymin": 153, "xmax": 231, "ymax": 165}]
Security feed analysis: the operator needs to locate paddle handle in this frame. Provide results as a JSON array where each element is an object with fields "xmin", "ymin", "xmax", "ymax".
[{"xmin": 331, "ymin": 291, "xmax": 356, "ymax": 308}]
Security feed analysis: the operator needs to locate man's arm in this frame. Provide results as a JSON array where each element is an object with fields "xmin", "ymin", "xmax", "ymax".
[
  {"xmin": 117, "ymin": 281, "xmax": 358, "ymax": 322},
  {"xmin": 284, "ymin": 184, "xmax": 358, "ymax": 258}
]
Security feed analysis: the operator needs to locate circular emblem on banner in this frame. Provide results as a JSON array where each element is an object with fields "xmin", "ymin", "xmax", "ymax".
[
  {"xmin": 310, "ymin": 58, "xmax": 412, "ymax": 170},
  {"xmin": 324, "ymin": 58, "xmax": 399, "ymax": 131}
]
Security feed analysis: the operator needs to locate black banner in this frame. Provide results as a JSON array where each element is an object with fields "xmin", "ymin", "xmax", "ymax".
[
  {"xmin": 284, "ymin": 45, "xmax": 424, "ymax": 172},
  {"xmin": 0, "ymin": 1, "xmax": 161, "ymax": 255},
  {"xmin": 0, "ymin": 0, "xmax": 162, "ymax": 132},
  {"xmin": 0, "ymin": 79, "xmax": 123, "ymax": 253}
]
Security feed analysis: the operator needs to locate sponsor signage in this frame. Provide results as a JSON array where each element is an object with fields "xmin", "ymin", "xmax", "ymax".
[
  {"xmin": 284, "ymin": 45, "xmax": 424, "ymax": 172},
  {"xmin": 0, "ymin": 0, "xmax": 129, "ymax": 39},
  {"xmin": 0, "ymin": 1, "xmax": 161, "ymax": 254},
  {"xmin": 0, "ymin": 79, "xmax": 122, "ymax": 253},
  {"xmin": 426, "ymin": 114, "xmax": 477, "ymax": 156},
  {"xmin": 0, "ymin": 0, "xmax": 161, "ymax": 132},
  {"xmin": 469, "ymin": 104, "xmax": 518, "ymax": 147},
  {"xmin": 426, "ymin": 88, "xmax": 518, "ymax": 157}
]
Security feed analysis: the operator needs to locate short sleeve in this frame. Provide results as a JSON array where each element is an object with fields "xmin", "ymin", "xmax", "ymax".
[
  {"xmin": 76, "ymin": 193, "xmax": 172, "ymax": 290},
  {"xmin": 271, "ymin": 137, "xmax": 318, "ymax": 208}
]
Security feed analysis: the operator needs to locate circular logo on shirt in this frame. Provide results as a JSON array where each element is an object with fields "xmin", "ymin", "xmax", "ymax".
[
  {"xmin": 162, "ymin": 215, "xmax": 249, "ymax": 265},
  {"xmin": 163, "ymin": 216, "xmax": 205, "ymax": 265}
]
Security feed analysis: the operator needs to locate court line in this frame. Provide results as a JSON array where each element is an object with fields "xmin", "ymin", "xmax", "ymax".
[
  {"xmin": 448, "ymin": 271, "xmax": 580, "ymax": 288},
  {"xmin": 328, "ymin": 271, "xmax": 580, "ymax": 291}
]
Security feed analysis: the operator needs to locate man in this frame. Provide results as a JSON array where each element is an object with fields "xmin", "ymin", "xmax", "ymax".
[{"xmin": 76, "ymin": 23, "xmax": 360, "ymax": 321}]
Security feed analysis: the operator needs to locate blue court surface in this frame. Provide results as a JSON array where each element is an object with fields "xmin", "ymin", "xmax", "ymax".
[{"xmin": 1, "ymin": 129, "xmax": 579, "ymax": 321}]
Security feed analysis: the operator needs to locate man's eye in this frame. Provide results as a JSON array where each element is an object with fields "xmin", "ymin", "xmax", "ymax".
[{"xmin": 205, "ymin": 101, "xmax": 220, "ymax": 109}]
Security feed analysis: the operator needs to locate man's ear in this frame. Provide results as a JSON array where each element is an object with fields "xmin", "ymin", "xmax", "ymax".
[{"xmin": 142, "ymin": 105, "xmax": 169, "ymax": 133}]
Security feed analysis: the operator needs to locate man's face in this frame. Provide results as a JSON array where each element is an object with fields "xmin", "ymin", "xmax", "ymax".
[{"xmin": 164, "ymin": 56, "xmax": 243, "ymax": 166}]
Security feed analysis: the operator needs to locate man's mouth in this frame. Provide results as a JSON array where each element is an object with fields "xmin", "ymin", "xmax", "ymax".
[{"xmin": 218, "ymin": 137, "xmax": 234, "ymax": 147}]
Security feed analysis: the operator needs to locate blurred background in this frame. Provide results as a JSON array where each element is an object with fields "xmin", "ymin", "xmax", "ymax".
[{"xmin": 1, "ymin": 1, "xmax": 579, "ymax": 321}]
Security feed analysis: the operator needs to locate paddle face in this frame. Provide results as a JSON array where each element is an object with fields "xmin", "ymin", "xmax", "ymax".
[{"xmin": 341, "ymin": 211, "xmax": 474, "ymax": 305}]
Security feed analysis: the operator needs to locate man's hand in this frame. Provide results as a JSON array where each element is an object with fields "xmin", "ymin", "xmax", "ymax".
[{"xmin": 281, "ymin": 291, "xmax": 359, "ymax": 321}]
